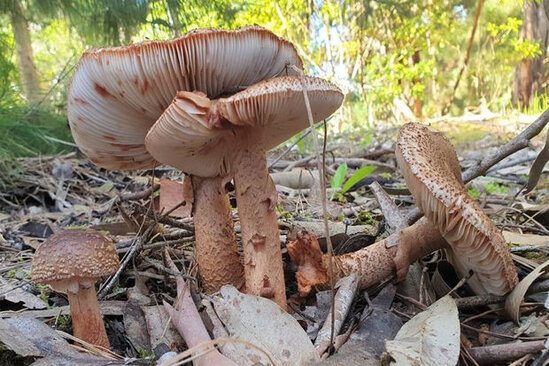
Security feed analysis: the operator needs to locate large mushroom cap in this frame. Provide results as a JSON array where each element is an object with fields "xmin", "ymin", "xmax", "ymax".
[
  {"xmin": 68, "ymin": 26, "xmax": 303, "ymax": 170},
  {"xmin": 144, "ymin": 75, "xmax": 344, "ymax": 177},
  {"xmin": 32, "ymin": 229, "xmax": 120, "ymax": 293},
  {"xmin": 395, "ymin": 123, "xmax": 518, "ymax": 295}
]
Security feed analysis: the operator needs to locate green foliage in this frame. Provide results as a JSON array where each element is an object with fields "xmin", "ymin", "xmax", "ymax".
[
  {"xmin": 331, "ymin": 164, "xmax": 376, "ymax": 200},
  {"xmin": 0, "ymin": 0, "xmax": 545, "ymax": 161},
  {"xmin": 0, "ymin": 104, "xmax": 73, "ymax": 158},
  {"xmin": 5, "ymin": 269, "xmax": 17, "ymax": 278},
  {"xmin": 356, "ymin": 211, "xmax": 375, "ymax": 225},
  {"xmin": 36, "ymin": 284, "xmax": 50, "ymax": 303},
  {"xmin": 341, "ymin": 166, "xmax": 376, "ymax": 193},
  {"xmin": 56, "ymin": 314, "xmax": 70, "ymax": 326},
  {"xmin": 467, "ymin": 187, "xmax": 480, "ymax": 198},
  {"xmin": 331, "ymin": 163, "xmax": 348, "ymax": 190},
  {"xmin": 483, "ymin": 182, "xmax": 509, "ymax": 195}
]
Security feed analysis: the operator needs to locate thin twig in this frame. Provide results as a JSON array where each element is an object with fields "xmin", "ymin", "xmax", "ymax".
[{"xmin": 98, "ymin": 225, "xmax": 155, "ymax": 299}]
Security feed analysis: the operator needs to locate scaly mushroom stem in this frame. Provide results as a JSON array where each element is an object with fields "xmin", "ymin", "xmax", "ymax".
[
  {"xmin": 67, "ymin": 285, "xmax": 110, "ymax": 349},
  {"xmin": 192, "ymin": 176, "xmax": 244, "ymax": 293},
  {"xmin": 233, "ymin": 135, "xmax": 287, "ymax": 310},
  {"xmin": 288, "ymin": 218, "xmax": 448, "ymax": 296}
]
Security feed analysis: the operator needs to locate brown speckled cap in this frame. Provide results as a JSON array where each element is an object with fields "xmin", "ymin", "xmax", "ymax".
[
  {"xmin": 32, "ymin": 230, "xmax": 120, "ymax": 292},
  {"xmin": 67, "ymin": 26, "xmax": 302, "ymax": 170},
  {"xmin": 145, "ymin": 76, "xmax": 343, "ymax": 177},
  {"xmin": 395, "ymin": 123, "xmax": 518, "ymax": 295}
]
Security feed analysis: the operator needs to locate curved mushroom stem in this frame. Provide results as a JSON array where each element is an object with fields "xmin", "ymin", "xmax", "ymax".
[
  {"xmin": 288, "ymin": 218, "xmax": 448, "ymax": 296},
  {"xmin": 192, "ymin": 176, "xmax": 244, "ymax": 293},
  {"xmin": 67, "ymin": 285, "xmax": 110, "ymax": 349},
  {"xmin": 233, "ymin": 136, "xmax": 287, "ymax": 310}
]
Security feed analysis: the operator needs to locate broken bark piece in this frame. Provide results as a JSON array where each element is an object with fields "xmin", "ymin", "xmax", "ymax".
[{"xmin": 287, "ymin": 218, "xmax": 447, "ymax": 296}]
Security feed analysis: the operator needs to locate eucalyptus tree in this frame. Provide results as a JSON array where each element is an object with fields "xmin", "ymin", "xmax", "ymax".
[{"xmin": 1, "ymin": 0, "xmax": 41, "ymax": 103}]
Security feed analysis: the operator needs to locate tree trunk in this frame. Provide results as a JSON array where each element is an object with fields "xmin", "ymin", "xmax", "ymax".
[
  {"xmin": 411, "ymin": 50, "xmax": 422, "ymax": 118},
  {"xmin": 166, "ymin": 0, "xmax": 182, "ymax": 37},
  {"xmin": 9, "ymin": 0, "xmax": 41, "ymax": 104},
  {"xmin": 513, "ymin": 0, "xmax": 549, "ymax": 109}
]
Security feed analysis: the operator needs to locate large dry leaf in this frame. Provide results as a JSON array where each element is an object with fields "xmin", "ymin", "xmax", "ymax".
[
  {"xmin": 315, "ymin": 274, "xmax": 359, "ymax": 355},
  {"xmin": 0, "ymin": 278, "xmax": 47, "ymax": 310},
  {"xmin": 384, "ymin": 295, "xmax": 460, "ymax": 366},
  {"xmin": 212, "ymin": 285, "xmax": 320, "ymax": 366},
  {"xmin": 142, "ymin": 305, "xmax": 184, "ymax": 350},
  {"xmin": 525, "ymin": 128, "xmax": 549, "ymax": 193},
  {"xmin": 505, "ymin": 260, "xmax": 549, "ymax": 323}
]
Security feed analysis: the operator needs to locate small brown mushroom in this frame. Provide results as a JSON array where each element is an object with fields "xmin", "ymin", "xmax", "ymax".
[
  {"xmin": 145, "ymin": 76, "xmax": 344, "ymax": 309},
  {"xmin": 31, "ymin": 230, "xmax": 120, "ymax": 348},
  {"xmin": 395, "ymin": 123, "xmax": 518, "ymax": 295}
]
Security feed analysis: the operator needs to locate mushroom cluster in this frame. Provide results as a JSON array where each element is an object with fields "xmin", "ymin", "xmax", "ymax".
[
  {"xmin": 32, "ymin": 230, "xmax": 120, "ymax": 348},
  {"xmin": 66, "ymin": 26, "xmax": 343, "ymax": 309}
]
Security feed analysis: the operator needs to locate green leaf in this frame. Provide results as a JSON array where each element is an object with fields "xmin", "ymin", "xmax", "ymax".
[
  {"xmin": 342, "ymin": 166, "xmax": 377, "ymax": 193},
  {"xmin": 331, "ymin": 163, "xmax": 348, "ymax": 189}
]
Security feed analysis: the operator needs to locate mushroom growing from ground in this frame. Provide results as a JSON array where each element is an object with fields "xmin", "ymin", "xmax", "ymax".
[
  {"xmin": 31, "ymin": 230, "xmax": 120, "ymax": 348},
  {"xmin": 395, "ymin": 122, "xmax": 518, "ymax": 295},
  {"xmin": 145, "ymin": 76, "xmax": 344, "ymax": 309},
  {"xmin": 67, "ymin": 26, "xmax": 303, "ymax": 293},
  {"xmin": 289, "ymin": 123, "xmax": 518, "ymax": 297}
]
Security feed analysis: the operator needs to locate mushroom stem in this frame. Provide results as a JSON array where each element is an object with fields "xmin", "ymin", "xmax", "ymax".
[
  {"xmin": 192, "ymin": 175, "xmax": 244, "ymax": 293},
  {"xmin": 67, "ymin": 285, "xmax": 110, "ymax": 349},
  {"xmin": 288, "ymin": 218, "xmax": 448, "ymax": 296},
  {"xmin": 233, "ymin": 137, "xmax": 287, "ymax": 310}
]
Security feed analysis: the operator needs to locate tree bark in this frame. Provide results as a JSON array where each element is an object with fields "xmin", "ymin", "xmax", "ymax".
[
  {"xmin": 513, "ymin": 0, "xmax": 549, "ymax": 109},
  {"xmin": 9, "ymin": 0, "xmax": 41, "ymax": 104}
]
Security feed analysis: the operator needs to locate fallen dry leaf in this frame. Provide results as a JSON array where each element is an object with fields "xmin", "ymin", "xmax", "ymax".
[
  {"xmin": 384, "ymin": 295, "xmax": 460, "ymax": 366},
  {"xmin": 212, "ymin": 285, "xmax": 320, "ymax": 366},
  {"xmin": 525, "ymin": 128, "xmax": 549, "ymax": 193},
  {"xmin": 505, "ymin": 260, "xmax": 549, "ymax": 323}
]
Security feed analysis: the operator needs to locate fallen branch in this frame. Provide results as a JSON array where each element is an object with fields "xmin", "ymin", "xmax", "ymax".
[
  {"xmin": 162, "ymin": 249, "xmax": 236, "ymax": 366},
  {"xmin": 119, "ymin": 184, "xmax": 160, "ymax": 201},
  {"xmin": 468, "ymin": 341, "xmax": 545, "ymax": 365}
]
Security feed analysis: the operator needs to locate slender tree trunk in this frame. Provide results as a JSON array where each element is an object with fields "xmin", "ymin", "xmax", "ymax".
[
  {"xmin": 9, "ymin": 0, "xmax": 41, "ymax": 104},
  {"xmin": 513, "ymin": 0, "xmax": 549, "ymax": 110},
  {"xmin": 166, "ymin": 0, "xmax": 182, "ymax": 37},
  {"xmin": 442, "ymin": 0, "xmax": 486, "ymax": 115},
  {"xmin": 411, "ymin": 50, "xmax": 422, "ymax": 118}
]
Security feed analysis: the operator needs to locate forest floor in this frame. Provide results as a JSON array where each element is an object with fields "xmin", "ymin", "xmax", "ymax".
[{"xmin": 0, "ymin": 113, "xmax": 548, "ymax": 366}]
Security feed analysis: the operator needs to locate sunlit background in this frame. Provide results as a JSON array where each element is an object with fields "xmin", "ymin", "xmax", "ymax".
[{"xmin": 0, "ymin": 0, "xmax": 547, "ymax": 158}]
